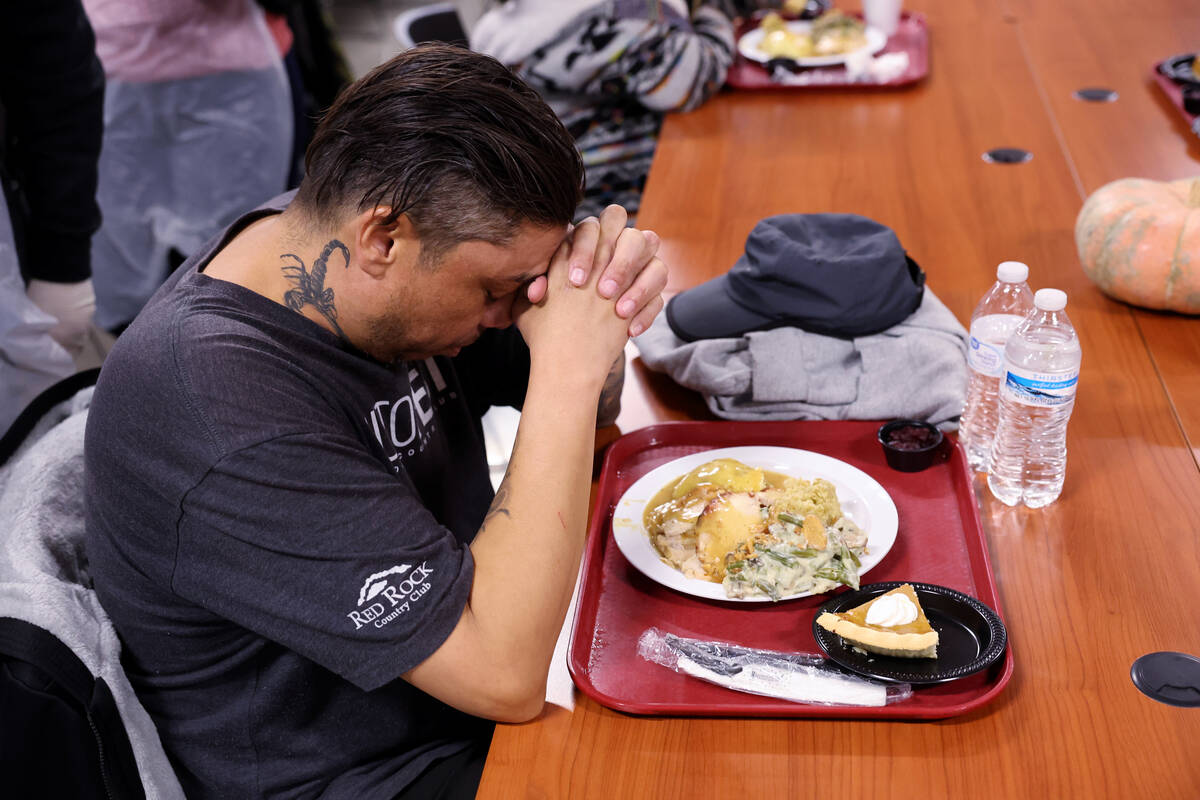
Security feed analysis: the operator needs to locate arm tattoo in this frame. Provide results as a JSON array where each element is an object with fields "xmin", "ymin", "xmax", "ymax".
[
  {"xmin": 597, "ymin": 353, "xmax": 625, "ymax": 427},
  {"xmin": 483, "ymin": 469, "xmax": 513, "ymax": 525},
  {"xmin": 280, "ymin": 240, "xmax": 349, "ymax": 337}
]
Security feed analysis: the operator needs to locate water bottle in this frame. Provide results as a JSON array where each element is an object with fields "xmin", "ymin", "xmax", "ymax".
[
  {"xmin": 958, "ymin": 261, "xmax": 1035, "ymax": 472},
  {"xmin": 987, "ymin": 288, "xmax": 1081, "ymax": 508}
]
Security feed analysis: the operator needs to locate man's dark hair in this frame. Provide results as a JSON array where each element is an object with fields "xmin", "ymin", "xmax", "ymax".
[{"xmin": 294, "ymin": 44, "xmax": 584, "ymax": 263}]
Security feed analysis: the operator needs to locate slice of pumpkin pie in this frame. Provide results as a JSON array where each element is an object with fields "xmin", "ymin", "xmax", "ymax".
[{"xmin": 816, "ymin": 583, "xmax": 939, "ymax": 659}]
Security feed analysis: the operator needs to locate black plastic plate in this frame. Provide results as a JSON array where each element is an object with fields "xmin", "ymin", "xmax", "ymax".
[{"xmin": 813, "ymin": 581, "xmax": 1007, "ymax": 684}]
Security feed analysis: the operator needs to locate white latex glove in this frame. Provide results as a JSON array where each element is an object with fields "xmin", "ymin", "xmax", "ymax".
[{"xmin": 26, "ymin": 278, "xmax": 97, "ymax": 359}]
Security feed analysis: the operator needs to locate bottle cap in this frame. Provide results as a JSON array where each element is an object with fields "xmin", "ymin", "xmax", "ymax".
[
  {"xmin": 996, "ymin": 261, "xmax": 1029, "ymax": 283},
  {"xmin": 1034, "ymin": 288, "xmax": 1067, "ymax": 311}
]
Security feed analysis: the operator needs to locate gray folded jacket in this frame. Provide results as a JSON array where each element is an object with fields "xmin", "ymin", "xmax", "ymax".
[
  {"xmin": 0, "ymin": 391, "xmax": 185, "ymax": 799},
  {"xmin": 636, "ymin": 287, "xmax": 968, "ymax": 428}
]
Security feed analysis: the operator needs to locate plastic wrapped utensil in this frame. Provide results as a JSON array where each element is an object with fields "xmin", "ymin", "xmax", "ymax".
[{"xmin": 637, "ymin": 627, "xmax": 912, "ymax": 707}]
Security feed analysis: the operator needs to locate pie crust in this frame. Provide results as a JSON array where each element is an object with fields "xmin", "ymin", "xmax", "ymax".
[{"xmin": 816, "ymin": 583, "xmax": 939, "ymax": 659}]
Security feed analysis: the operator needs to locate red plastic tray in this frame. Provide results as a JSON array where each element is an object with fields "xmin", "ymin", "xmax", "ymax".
[
  {"xmin": 726, "ymin": 11, "xmax": 929, "ymax": 90},
  {"xmin": 1151, "ymin": 59, "xmax": 1199, "ymax": 136},
  {"xmin": 567, "ymin": 420, "xmax": 1012, "ymax": 719}
]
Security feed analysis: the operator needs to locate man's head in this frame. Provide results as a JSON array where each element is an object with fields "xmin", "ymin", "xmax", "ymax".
[
  {"xmin": 282, "ymin": 45, "xmax": 585, "ymax": 361},
  {"xmin": 293, "ymin": 43, "xmax": 584, "ymax": 264}
]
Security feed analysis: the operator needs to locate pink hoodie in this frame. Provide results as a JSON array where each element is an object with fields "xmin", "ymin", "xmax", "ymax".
[{"xmin": 82, "ymin": 0, "xmax": 277, "ymax": 82}]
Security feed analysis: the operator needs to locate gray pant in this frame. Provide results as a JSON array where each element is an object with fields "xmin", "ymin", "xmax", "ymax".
[
  {"xmin": 91, "ymin": 66, "xmax": 292, "ymax": 330},
  {"xmin": 0, "ymin": 189, "xmax": 75, "ymax": 435}
]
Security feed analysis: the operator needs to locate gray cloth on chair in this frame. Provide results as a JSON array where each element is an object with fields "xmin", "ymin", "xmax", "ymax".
[
  {"xmin": 635, "ymin": 287, "xmax": 968, "ymax": 428},
  {"xmin": 0, "ymin": 399, "xmax": 185, "ymax": 800}
]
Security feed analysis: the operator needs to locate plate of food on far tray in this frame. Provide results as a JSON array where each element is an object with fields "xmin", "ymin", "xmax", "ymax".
[
  {"xmin": 737, "ymin": 10, "xmax": 887, "ymax": 68},
  {"xmin": 610, "ymin": 446, "xmax": 898, "ymax": 602},
  {"xmin": 1158, "ymin": 52, "xmax": 1200, "ymax": 86}
]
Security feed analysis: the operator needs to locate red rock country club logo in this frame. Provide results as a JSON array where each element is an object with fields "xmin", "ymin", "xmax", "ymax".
[{"xmin": 346, "ymin": 562, "xmax": 434, "ymax": 630}]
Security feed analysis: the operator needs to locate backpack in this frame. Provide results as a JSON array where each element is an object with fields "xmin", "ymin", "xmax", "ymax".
[{"xmin": 0, "ymin": 616, "xmax": 146, "ymax": 799}]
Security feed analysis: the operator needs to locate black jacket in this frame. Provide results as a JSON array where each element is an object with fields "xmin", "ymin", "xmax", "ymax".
[{"xmin": 0, "ymin": 0, "xmax": 104, "ymax": 283}]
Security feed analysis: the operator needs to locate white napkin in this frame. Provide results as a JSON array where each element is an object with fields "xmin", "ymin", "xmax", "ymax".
[
  {"xmin": 843, "ymin": 50, "xmax": 911, "ymax": 82},
  {"xmin": 544, "ymin": 564, "xmax": 584, "ymax": 710},
  {"xmin": 676, "ymin": 656, "xmax": 889, "ymax": 706}
]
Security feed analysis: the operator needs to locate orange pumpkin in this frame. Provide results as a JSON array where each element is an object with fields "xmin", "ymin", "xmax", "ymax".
[{"xmin": 1075, "ymin": 177, "xmax": 1200, "ymax": 314}]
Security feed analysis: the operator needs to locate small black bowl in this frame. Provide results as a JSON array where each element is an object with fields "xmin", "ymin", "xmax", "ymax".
[
  {"xmin": 1183, "ymin": 85, "xmax": 1200, "ymax": 115},
  {"xmin": 877, "ymin": 419, "xmax": 944, "ymax": 472}
]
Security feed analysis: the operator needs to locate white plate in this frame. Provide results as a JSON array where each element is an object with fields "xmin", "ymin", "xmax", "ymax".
[
  {"xmin": 611, "ymin": 446, "xmax": 898, "ymax": 603},
  {"xmin": 737, "ymin": 20, "xmax": 887, "ymax": 68}
]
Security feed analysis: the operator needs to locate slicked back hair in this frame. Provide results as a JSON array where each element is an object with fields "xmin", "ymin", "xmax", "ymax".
[{"xmin": 294, "ymin": 44, "xmax": 584, "ymax": 264}]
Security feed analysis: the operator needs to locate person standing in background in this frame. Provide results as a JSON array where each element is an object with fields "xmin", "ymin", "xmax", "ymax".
[
  {"xmin": 255, "ymin": 0, "xmax": 356, "ymax": 189},
  {"xmin": 82, "ymin": 0, "xmax": 292, "ymax": 333},
  {"xmin": 0, "ymin": 0, "xmax": 105, "ymax": 436},
  {"xmin": 471, "ymin": 0, "xmax": 766, "ymax": 223}
]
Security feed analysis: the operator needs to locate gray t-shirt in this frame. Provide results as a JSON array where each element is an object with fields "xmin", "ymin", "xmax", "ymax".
[{"xmin": 85, "ymin": 197, "xmax": 530, "ymax": 799}]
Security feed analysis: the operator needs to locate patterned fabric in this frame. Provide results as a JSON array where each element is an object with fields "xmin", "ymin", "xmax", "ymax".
[{"xmin": 476, "ymin": 1, "xmax": 756, "ymax": 222}]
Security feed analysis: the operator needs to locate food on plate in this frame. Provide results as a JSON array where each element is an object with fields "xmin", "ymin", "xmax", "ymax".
[
  {"xmin": 809, "ymin": 10, "xmax": 868, "ymax": 55},
  {"xmin": 642, "ymin": 458, "xmax": 867, "ymax": 600},
  {"xmin": 695, "ymin": 490, "xmax": 764, "ymax": 580},
  {"xmin": 759, "ymin": 12, "xmax": 814, "ymax": 59},
  {"xmin": 756, "ymin": 10, "xmax": 867, "ymax": 61},
  {"xmin": 816, "ymin": 583, "xmax": 939, "ymax": 658}
]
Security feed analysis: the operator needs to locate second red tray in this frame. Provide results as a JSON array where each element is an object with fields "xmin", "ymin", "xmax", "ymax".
[
  {"xmin": 1151, "ymin": 57, "xmax": 1200, "ymax": 137},
  {"xmin": 567, "ymin": 420, "xmax": 1012, "ymax": 719},
  {"xmin": 726, "ymin": 11, "xmax": 930, "ymax": 90}
]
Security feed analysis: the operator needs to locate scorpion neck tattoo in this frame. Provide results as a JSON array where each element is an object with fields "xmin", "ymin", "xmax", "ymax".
[{"xmin": 280, "ymin": 240, "xmax": 350, "ymax": 338}]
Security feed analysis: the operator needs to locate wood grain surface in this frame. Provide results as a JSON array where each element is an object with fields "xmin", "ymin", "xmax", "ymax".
[
  {"xmin": 1002, "ymin": 0, "xmax": 1200, "ymax": 464},
  {"xmin": 478, "ymin": 1, "xmax": 1200, "ymax": 797}
]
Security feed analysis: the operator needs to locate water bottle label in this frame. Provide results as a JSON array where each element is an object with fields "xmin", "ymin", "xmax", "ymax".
[
  {"xmin": 1002, "ymin": 365, "xmax": 1079, "ymax": 406},
  {"xmin": 967, "ymin": 336, "xmax": 1005, "ymax": 376}
]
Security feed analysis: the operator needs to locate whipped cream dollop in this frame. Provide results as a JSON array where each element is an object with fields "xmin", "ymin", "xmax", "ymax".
[{"xmin": 865, "ymin": 592, "xmax": 918, "ymax": 627}]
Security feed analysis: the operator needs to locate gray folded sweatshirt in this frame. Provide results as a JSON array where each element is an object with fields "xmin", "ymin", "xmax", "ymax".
[
  {"xmin": 0, "ymin": 392, "xmax": 185, "ymax": 799},
  {"xmin": 636, "ymin": 287, "xmax": 968, "ymax": 428}
]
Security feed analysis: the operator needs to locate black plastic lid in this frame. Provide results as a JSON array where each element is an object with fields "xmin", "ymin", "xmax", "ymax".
[
  {"xmin": 1073, "ymin": 87, "xmax": 1118, "ymax": 102},
  {"xmin": 1130, "ymin": 651, "xmax": 1200, "ymax": 707},
  {"xmin": 982, "ymin": 147, "xmax": 1033, "ymax": 164}
]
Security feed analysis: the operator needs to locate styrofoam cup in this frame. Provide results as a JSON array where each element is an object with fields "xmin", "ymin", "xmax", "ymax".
[{"xmin": 862, "ymin": 0, "xmax": 902, "ymax": 36}]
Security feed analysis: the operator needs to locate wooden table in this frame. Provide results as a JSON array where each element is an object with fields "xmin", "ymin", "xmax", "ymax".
[{"xmin": 479, "ymin": 1, "xmax": 1200, "ymax": 797}]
